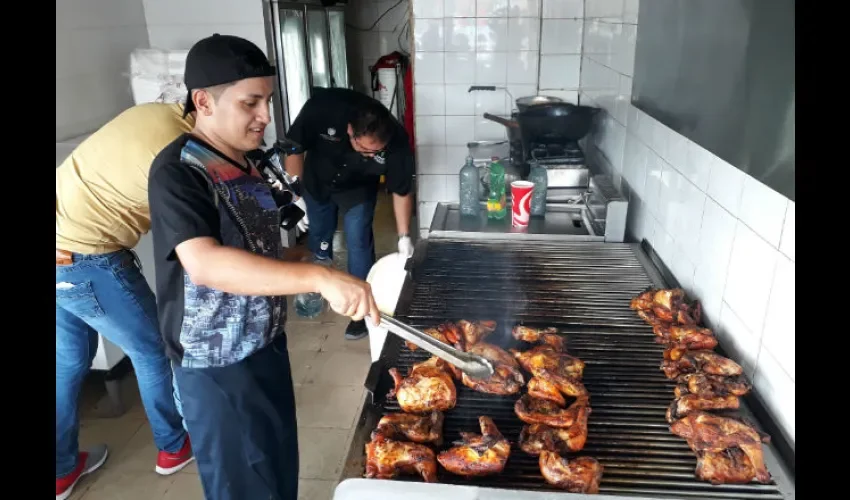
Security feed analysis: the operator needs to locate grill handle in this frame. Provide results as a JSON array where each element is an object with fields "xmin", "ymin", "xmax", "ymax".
[{"xmin": 374, "ymin": 314, "xmax": 495, "ymax": 379}]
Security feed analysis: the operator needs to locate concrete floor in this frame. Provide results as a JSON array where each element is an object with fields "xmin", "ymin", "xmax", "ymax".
[{"xmin": 66, "ymin": 192, "xmax": 406, "ymax": 500}]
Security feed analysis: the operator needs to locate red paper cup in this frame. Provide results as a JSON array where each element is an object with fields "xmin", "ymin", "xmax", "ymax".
[{"xmin": 511, "ymin": 181, "xmax": 534, "ymax": 227}]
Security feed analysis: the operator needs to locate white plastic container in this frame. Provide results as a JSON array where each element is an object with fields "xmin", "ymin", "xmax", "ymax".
[{"xmin": 365, "ymin": 252, "xmax": 408, "ymax": 361}]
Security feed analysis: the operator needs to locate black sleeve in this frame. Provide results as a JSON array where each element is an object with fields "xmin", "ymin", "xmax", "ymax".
[
  {"xmin": 285, "ymin": 97, "xmax": 321, "ymax": 152},
  {"xmin": 148, "ymin": 161, "xmax": 221, "ymax": 260},
  {"xmin": 385, "ymin": 132, "xmax": 415, "ymax": 196}
]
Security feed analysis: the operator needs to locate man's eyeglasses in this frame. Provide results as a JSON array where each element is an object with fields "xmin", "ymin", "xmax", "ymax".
[{"xmin": 351, "ymin": 135, "xmax": 386, "ymax": 156}]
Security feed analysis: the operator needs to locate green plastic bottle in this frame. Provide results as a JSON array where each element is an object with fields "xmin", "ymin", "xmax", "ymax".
[{"xmin": 487, "ymin": 159, "xmax": 507, "ymax": 220}]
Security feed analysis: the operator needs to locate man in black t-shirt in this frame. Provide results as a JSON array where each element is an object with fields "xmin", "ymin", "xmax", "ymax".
[
  {"xmin": 147, "ymin": 34, "xmax": 379, "ymax": 500},
  {"xmin": 284, "ymin": 87, "xmax": 415, "ymax": 341}
]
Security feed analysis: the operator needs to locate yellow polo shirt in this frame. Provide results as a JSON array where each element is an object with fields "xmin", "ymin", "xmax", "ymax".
[{"xmin": 56, "ymin": 103, "xmax": 195, "ymax": 255}]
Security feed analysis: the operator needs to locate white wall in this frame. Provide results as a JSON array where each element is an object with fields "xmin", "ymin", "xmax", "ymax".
[
  {"xmin": 142, "ymin": 0, "xmax": 267, "ymax": 52},
  {"xmin": 56, "ymin": 0, "xmax": 150, "ymax": 141},
  {"xmin": 579, "ymin": 0, "xmax": 795, "ymax": 447}
]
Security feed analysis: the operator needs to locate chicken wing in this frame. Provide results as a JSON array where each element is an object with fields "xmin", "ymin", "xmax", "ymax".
[
  {"xmin": 461, "ymin": 342, "xmax": 525, "ymax": 395},
  {"xmin": 666, "ymin": 394, "xmax": 740, "ymax": 422},
  {"xmin": 674, "ymin": 373, "xmax": 752, "ymax": 398},
  {"xmin": 653, "ymin": 324, "xmax": 719, "ymax": 351},
  {"xmin": 695, "ymin": 447, "xmax": 761, "ymax": 485},
  {"xmin": 456, "ymin": 319, "xmax": 497, "ymax": 347},
  {"xmin": 512, "ymin": 344, "xmax": 585, "ymax": 380},
  {"xmin": 515, "ymin": 395, "xmax": 588, "ymax": 428},
  {"xmin": 389, "ymin": 357, "xmax": 457, "ymax": 413},
  {"xmin": 661, "ymin": 350, "xmax": 744, "ymax": 379},
  {"xmin": 539, "ymin": 452, "xmax": 603, "ymax": 493},
  {"xmin": 670, "ymin": 411, "xmax": 771, "ymax": 484},
  {"xmin": 519, "ymin": 404, "xmax": 590, "ymax": 454},
  {"xmin": 437, "ymin": 416, "xmax": 510, "ymax": 477},
  {"xmin": 373, "ymin": 411, "xmax": 444, "ymax": 445},
  {"xmin": 365, "ymin": 434, "xmax": 438, "ymax": 482}
]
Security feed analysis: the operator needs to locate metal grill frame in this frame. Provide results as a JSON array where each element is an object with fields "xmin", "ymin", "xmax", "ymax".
[{"xmin": 341, "ymin": 239, "xmax": 795, "ymax": 499}]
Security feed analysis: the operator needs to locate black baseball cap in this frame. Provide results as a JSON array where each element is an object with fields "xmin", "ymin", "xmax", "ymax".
[{"xmin": 182, "ymin": 34, "xmax": 276, "ymax": 117}]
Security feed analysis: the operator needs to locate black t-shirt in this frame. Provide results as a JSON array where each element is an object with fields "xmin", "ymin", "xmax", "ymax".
[
  {"xmin": 286, "ymin": 87, "xmax": 414, "ymax": 212},
  {"xmin": 148, "ymin": 134, "xmax": 287, "ymax": 367}
]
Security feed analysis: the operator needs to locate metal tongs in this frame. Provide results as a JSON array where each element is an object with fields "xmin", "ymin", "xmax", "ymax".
[{"xmin": 378, "ymin": 314, "xmax": 495, "ymax": 379}]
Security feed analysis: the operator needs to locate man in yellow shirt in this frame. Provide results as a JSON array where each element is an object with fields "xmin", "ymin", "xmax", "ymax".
[{"xmin": 56, "ymin": 103, "xmax": 196, "ymax": 500}]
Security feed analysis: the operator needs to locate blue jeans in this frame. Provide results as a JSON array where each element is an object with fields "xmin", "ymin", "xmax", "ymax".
[
  {"xmin": 304, "ymin": 191, "xmax": 377, "ymax": 280},
  {"xmin": 56, "ymin": 249, "xmax": 187, "ymax": 477}
]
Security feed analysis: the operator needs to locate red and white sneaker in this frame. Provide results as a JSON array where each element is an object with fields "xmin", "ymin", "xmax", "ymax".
[
  {"xmin": 155, "ymin": 436, "xmax": 195, "ymax": 475},
  {"xmin": 56, "ymin": 444, "xmax": 108, "ymax": 500}
]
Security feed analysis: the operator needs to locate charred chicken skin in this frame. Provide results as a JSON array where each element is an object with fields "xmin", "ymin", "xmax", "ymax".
[
  {"xmin": 515, "ymin": 395, "xmax": 589, "ymax": 428},
  {"xmin": 666, "ymin": 394, "xmax": 741, "ymax": 422},
  {"xmin": 539, "ymin": 452, "xmax": 603, "ymax": 493},
  {"xmin": 519, "ymin": 404, "xmax": 590, "ymax": 454},
  {"xmin": 653, "ymin": 324, "xmax": 719, "ymax": 351},
  {"xmin": 461, "ymin": 342, "xmax": 525, "ymax": 395},
  {"xmin": 373, "ymin": 411, "xmax": 445, "ymax": 445},
  {"xmin": 674, "ymin": 373, "xmax": 752, "ymax": 398},
  {"xmin": 695, "ymin": 447, "xmax": 761, "ymax": 485},
  {"xmin": 457, "ymin": 319, "xmax": 497, "ymax": 347},
  {"xmin": 388, "ymin": 357, "xmax": 457, "ymax": 413},
  {"xmin": 527, "ymin": 375, "xmax": 566, "ymax": 406},
  {"xmin": 512, "ymin": 344, "xmax": 586, "ymax": 381},
  {"xmin": 365, "ymin": 434, "xmax": 438, "ymax": 482},
  {"xmin": 661, "ymin": 350, "xmax": 744, "ymax": 379},
  {"xmin": 437, "ymin": 416, "xmax": 511, "ymax": 477},
  {"xmin": 670, "ymin": 411, "xmax": 771, "ymax": 484},
  {"xmin": 404, "ymin": 324, "xmax": 459, "ymax": 352},
  {"xmin": 512, "ymin": 326, "xmax": 564, "ymax": 350}
]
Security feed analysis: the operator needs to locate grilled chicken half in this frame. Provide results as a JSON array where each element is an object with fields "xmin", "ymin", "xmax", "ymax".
[
  {"xmin": 365, "ymin": 434, "xmax": 438, "ymax": 482},
  {"xmin": 512, "ymin": 344, "xmax": 586, "ymax": 381},
  {"xmin": 653, "ymin": 324, "xmax": 719, "ymax": 351},
  {"xmin": 373, "ymin": 411, "xmax": 445, "ymax": 445},
  {"xmin": 515, "ymin": 395, "xmax": 589, "ymax": 428},
  {"xmin": 661, "ymin": 350, "xmax": 744, "ymax": 380},
  {"xmin": 512, "ymin": 326, "xmax": 565, "ymax": 350},
  {"xmin": 519, "ymin": 404, "xmax": 590, "ymax": 454},
  {"xmin": 674, "ymin": 373, "xmax": 752, "ymax": 398},
  {"xmin": 460, "ymin": 342, "xmax": 525, "ymax": 395},
  {"xmin": 456, "ymin": 319, "xmax": 497, "ymax": 347},
  {"xmin": 389, "ymin": 357, "xmax": 457, "ymax": 413},
  {"xmin": 695, "ymin": 447, "xmax": 764, "ymax": 485},
  {"xmin": 437, "ymin": 416, "xmax": 511, "ymax": 477},
  {"xmin": 670, "ymin": 411, "xmax": 771, "ymax": 484},
  {"xmin": 666, "ymin": 394, "xmax": 741, "ymax": 422},
  {"xmin": 631, "ymin": 288, "xmax": 702, "ymax": 326},
  {"xmin": 539, "ymin": 452, "xmax": 603, "ymax": 493},
  {"xmin": 404, "ymin": 323, "xmax": 461, "ymax": 352}
]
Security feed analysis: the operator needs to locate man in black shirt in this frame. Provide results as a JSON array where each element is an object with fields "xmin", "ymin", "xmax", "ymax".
[
  {"xmin": 147, "ymin": 34, "xmax": 379, "ymax": 500},
  {"xmin": 284, "ymin": 87, "xmax": 415, "ymax": 340}
]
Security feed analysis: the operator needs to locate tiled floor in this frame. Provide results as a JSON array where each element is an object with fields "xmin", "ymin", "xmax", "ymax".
[{"xmin": 68, "ymin": 192, "xmax": 407, "ymax": 500}]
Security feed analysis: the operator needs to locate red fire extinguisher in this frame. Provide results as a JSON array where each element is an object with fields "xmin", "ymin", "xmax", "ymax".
[{"xmin": 370, "ymin": 52, "xmax": 415, "ymax": 152}]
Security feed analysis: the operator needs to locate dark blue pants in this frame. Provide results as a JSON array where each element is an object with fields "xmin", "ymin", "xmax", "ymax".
[
  {"xmin": 304, "ymin": 191, "xmax": 377, "ymax": 280},
  {"xmin": 174, "ymin": 335, "xmax": 298, "ymax": 500}
]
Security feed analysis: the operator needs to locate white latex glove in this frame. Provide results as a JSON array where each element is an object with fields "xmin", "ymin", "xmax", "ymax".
[
  {"xmin": 294, "ymin": 197, "xmax": 309, "ymax": 233},
  {"xmin": 398, "ymin": 235, "xmax": 414, "ymax": 259}
]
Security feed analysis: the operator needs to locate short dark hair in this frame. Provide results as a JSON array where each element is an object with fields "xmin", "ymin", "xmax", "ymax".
[{"xmin": 350, "ymin": 100, "xmax": 396, "ymax": 144}]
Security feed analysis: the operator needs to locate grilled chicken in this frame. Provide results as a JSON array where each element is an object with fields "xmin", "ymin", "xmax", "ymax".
[
  {"xmin": 512, "ymin": 344, "xmax": 586, "ymax": 380},
  {"xmin": 670, "ymin": 411, "xmax": 771, "ymax": 484},
  {"xmin": 365, "ymin": 434, "xmax": 438, "ymax": 482},
  {"xmin": 457, "ymin": 319, "xmax": 497, "ymax": 347},
  {"xmin": 661, "ymin": 350, "xmax": 744, "ymax": 379},
  {"xmin": 461, "ymin": 342, "xmax": 525, "ymax": 395},
  {"xmin": 539, "ymin": 452, "xmax": 603, "ymax": 493},
  {"xmin": 631, "ymin": 288, "xmax": 701, "ymax": 326},
  {"xmin": 373, "ymin": 411, "xmax": 444, "ymax": 445},
  {"xmin": 666, "ymin": 394, "xmax": 741, "ymax": 422},
  {"xmin": 653, "ymin": 324, "xmax": 719, "ymax": 351},
  {"xmin": 695, "ymin": 447, "xmax": 762, "ymax": 485},
  {"xmin": 437, "ymin": 416, "xmax": 510, "ymax": 477},
  {"xmin": 389, "ymin": 357, "xmax": 457, "ymax": 413},
  {"xmin": 674, "ymin": 373, "xmax": 752, "ymax": 398},
  {"xmin": 515, "ymin": 395, "xmax": 589, "ymax": 428},
  {"xmin": 512, "ymin": 326, "xmax": 564, "ymax": 350},
  {"xmin": 405, "ymin": 324, "xmax": 460, "ymax": 352},
  {"xmin": 519, "ymin": 405, "xmax": 590, "ymax": 454},
  {"xmin": 527, "ymin": 376, "xmax": 566, "ymax": 406}
]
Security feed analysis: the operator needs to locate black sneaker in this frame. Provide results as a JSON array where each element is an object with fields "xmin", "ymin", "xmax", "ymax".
[{"xmin": 345, "ymin": 320, "xmax": 368, "ymax": 341}]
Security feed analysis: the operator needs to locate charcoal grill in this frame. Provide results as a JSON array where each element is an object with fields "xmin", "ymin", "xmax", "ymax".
[{"xmin": 341, "ymin": 239, "xmax": 795, "ymax": 499}]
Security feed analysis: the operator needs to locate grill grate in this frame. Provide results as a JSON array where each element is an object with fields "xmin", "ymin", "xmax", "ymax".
[{"xmin": 363, "ymin": 240, "xmax": 788, "ymax": 499}]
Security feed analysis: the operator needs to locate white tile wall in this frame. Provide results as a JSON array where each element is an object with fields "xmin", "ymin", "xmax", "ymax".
[
  {"xmin": 56, "ymin": 0, "xmax": 150, "ymax": 141},
  {"xmin": 581, "ymin": 0, "xmax": 795, "ymax": 445},
  {"xmin": 346, "ymin": 0, "xmax": 412, "ymax": 94},
  {"xmin": 542, "ymin": 0, "xmax": 583, "ymax": 18}
]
